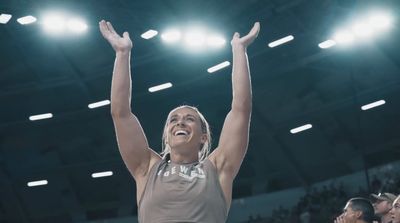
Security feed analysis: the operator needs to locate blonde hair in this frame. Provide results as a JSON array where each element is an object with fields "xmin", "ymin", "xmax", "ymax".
[{"xmin": 161, "ymin": 105, "xmax": 211, "ymax": 162}]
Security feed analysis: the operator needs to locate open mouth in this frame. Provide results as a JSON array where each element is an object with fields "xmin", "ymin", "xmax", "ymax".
[{"xmin": 174, "ymin": 130, "xmax": 189, "ymax": 136}]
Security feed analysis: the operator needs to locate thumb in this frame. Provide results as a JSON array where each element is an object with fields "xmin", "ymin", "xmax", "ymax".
[{"xmin": 123, "ymin": 31, "xmax": 130, "ymax": 39}]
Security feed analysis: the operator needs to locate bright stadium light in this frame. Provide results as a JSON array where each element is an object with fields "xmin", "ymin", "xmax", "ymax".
[
  {"xmin": 333, "ymin": 30, "xmax": 355, "ymax": 44},
  {"xmin": 66, "ymin": 18, "xmax": 88, "ymax": 33},
  {"xmin": 27, "ymin": 180, "xmax": 48, "ymax": 187},
  {"xmin": 361, "ymin": 100, "xmax": 385, "ymax": 110},
  {"xmin": 42, "ymin": 13, "xmax": 88, "ymax": 35},
  {"xmin": 368, "ymin": 12, "xmax": 393, "ymax": 30},
  {"xmin": 268, "ymin": 35, "xmax": 294, "ymax": 48},
  {"xmin": 161, "ymin": 29, "xmax": 181, "ymax": 43},
  {"xmin": 184, "ymin": 29, "xmax": 206, "ymax": 49},
  {"xmin": 351, "ymin": 22, "xmax": 373, "ymax": 38},
  {"xmin": 42, "ymin": 14, "xmax": 66, "ymax": 33},
  {"xmin": 207, "ymin": 61, "xmax": 230, "ymax": 73},
  {"xmin": 318, "ymin": 39, "xmax": 336, "ymax": 49},
  {"xmin": 17, "ymin": 15, "xmax": 37, "ymax": 25},
  {"xmin": 290, "ymin": 124, "xmax": 312, "ymax": 134},
  {"xmin": 141, "ymin": 29, "xmax": 158, "ymax": 39},
  {"xmin": 206, "ymin": 35, "xmax": 226, "ymax": 48},
  {"xmin": 148, "ymin": 82, "xmax": 173, "ymax": 92},
  {"xmin": 0, "ymin": 14, "xmax": 12, "ymax": 24}
]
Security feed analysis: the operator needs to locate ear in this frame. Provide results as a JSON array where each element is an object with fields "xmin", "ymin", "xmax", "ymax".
[
  {"xmin": 354, "ymin": 210, "xmax": 363, "ymax": 219},
  {"xmin": 200, "ymin": 134, "xmax": 207, "ymax": 144}
]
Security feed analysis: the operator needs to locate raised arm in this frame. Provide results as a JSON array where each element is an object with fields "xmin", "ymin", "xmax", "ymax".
[
  {"xmin": 209, "ymin": 22, "xmax": 259, "ymax": 204},
  {"xmin": 99, "ymin": 21, "xmax": 160, "ymax": 190}
]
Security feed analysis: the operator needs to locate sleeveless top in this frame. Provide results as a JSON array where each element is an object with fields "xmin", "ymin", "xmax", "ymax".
[{"xmin": 138, "ymin": 157, "xmax": 228, "ymax": 223}]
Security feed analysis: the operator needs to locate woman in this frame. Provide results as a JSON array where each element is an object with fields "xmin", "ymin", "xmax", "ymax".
[
  {"xmin": 390, "ymin": 195, "xmax": 400, "ymax": 223},
  {"xmin": 99, "ymin": 19, "xmax": 260, "ymax": 222}
]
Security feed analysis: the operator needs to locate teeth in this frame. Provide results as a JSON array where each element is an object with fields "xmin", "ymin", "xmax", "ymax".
[{"xmin": 175, "ymin": 130, "xmax": 188, "ymax": 136}]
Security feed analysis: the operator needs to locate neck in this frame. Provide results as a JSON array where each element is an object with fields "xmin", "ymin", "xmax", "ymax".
[{"xmin": 169, "ymin": 150, "xmax": 198, "ymax": 164}]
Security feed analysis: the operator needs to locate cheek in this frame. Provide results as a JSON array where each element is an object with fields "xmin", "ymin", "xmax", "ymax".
[{"xmin": 344, "ymin": 213, "xmax": 354, "ymax": 220}]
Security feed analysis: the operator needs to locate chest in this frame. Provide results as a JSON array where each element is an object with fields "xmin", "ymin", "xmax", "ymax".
[{"xmin": 151, "ymin": 163, "xmax": 208, "ymax": 201}]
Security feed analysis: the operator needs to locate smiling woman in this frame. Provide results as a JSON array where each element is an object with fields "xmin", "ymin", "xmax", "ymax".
[
  {"xmin": 99, "ymin": 19, "xmax": 259, "ymax": 222},
  {"xmin": 161, "ymin": 105, "xmax": 211, "ymax": 162}
]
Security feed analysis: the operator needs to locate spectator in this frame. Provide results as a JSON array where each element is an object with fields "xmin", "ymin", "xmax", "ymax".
[
  {"xmin": 334, "ymin": 198, "xmax": 374, "ymax": 223},
  {"xmin": 389, "ymin": 195, "xmax": 400, "ymax": 223},
  {"xmin": 370, "ymin": 192, "xmax": 397, "ymax": 223}
]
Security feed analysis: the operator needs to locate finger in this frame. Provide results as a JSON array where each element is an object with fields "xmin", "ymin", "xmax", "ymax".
[
  {"xmin": 246, "ymin": 22, "xmax": 260, "ymax": 39},
  {"xmin": 240, "ymin": 22, "xmax": 260, "ymax": 43},
  {"xmin": 123, "ymin": 31, "xmax": 130, "ymax": 39},
  {"xmin": 106, "ymin": 21, "xmax": 117, "ymax": 34},
  {"xmin": 99, "ymin": 20, "xmax": 109, "ymax": 37},
  {"xmin": 250, "ymin": 22, "xmax": 260, "ymax": 36}
]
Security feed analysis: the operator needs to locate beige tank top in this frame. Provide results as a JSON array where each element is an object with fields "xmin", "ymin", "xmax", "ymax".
[{"xmin": 138, "ymin": 157, "xmax": 228, "ymax": 223}]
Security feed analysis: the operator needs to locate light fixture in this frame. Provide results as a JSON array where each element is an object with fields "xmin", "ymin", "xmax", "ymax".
[
  {"xmin": 27, "ymin": 180, "xmax": 48, "ymax": 187},
  {"xmin": 206, "ymin": 35, "xmax": 226, "ymax": 48},
  {"xmin": 184, "ymin": 29, "xmax": 206, "ymax": 48},
  {"xmin": 290, "ymin": 124, "xmax": 312, "ymax": 134},
  {"xmin": 66, "ymin": 18, "xmax": 88, "ymax": 33},
  {"xmin": 333, "ymin": 30, "xmax": 355, "ymax": 44},
  {"xmin": 207, "ymin": 61, "xmax": 230, "ymax": 73},
  {"xmin": 361, "ymin": 100, "xmax": 385, "ymax": 110},
  {"xmin": 161, "ymin": 29, "xmax": 181, "ymax": 43},
  {"xmin": 318, "ymin": 39, "xmax": 336, "ymax": 49},
  {"xmin": 29, "ymin": 113, "xmax": 53, "ymax": 121},
  {"xmin": 0, "ymin": 14, "xmax": 12, "ymax": 24},
  {"xmin": 17, "ymin": 15, "xmax": 37, "ymax": 25},
  {"xmin": 141, "ymin": 29, "xmax": 158, "ymax": 39},
  {"xmin": 88, "ymin": 100, "xmax": 110, "ymax": 109},
  {"xmin": 92, "ymin": 171, "xmax": 113, "ymax": 178},
  {"xmin": 268, "ymin": 35, "xmax": 294, "ymax": 48},
  {"xmin": 148, "ymin": 82, "xmax": 173, "ymax": 92}
]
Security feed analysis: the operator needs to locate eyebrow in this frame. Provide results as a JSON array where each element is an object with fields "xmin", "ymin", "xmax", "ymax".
[{"xmin": 169, "ymin": 114, "xmax": 197, "ymax": 119}]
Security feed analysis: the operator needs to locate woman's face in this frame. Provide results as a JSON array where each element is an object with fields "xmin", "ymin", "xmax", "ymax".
[
  {"xmin": 390, "ymin": 196, "xmax": 400, "ymax": 223},
  {"xmin": 165, "ymin": 107, "xmax": 206, "ymax": 152}
]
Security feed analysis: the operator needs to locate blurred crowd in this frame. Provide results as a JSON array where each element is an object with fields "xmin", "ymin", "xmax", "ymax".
[{"xmin": 245, "ymin": 170, "xmax": 400, "ymax": 223}]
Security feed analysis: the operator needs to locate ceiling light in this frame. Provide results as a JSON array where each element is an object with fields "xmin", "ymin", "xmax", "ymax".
[
  {"xmin": 268, "ymin": 35, "xmax": 294, "ymax": 48},
  {"xmin": 207, "ymin": 61, "xmax": 230, "ymax": 73},
  {"xmin": 17, "ymin": 15, "xmax": 37, "ymax": 25},
  {"xmin": 148, "ymin": 82, "xmax": 173, "ymax": 92},
  {"xmin": 290, "ymin": 124, "xmax": 312, "ymax": 134}
]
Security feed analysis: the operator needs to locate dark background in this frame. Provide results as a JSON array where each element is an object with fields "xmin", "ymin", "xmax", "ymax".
[{"xmin": 0, "ymin": 0, "xmax": 399, "ymax": 222}]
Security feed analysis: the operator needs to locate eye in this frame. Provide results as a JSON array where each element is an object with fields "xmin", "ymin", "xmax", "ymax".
[
  {"xmin": 187, "ymin": 117, "xmax": 195, "ymax": 121},
  {"xmin": 169, "ymin": 118, "xmax": 177, "ymax": 123}
]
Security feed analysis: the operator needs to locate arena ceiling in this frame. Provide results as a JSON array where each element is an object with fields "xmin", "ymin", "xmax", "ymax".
[{"xmin": 0, "ymin": 0, "xmax": 399, "ymax": 222}]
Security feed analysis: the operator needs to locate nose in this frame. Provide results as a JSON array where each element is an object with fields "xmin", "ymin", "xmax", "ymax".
[{"xmin": 176, "ymin": 119, "xmax": 186, "ymax": 126}]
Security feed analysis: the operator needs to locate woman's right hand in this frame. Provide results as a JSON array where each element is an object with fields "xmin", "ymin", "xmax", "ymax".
[{"xmin": 99, "ymin": 20, "xmax": 132, "ymax": 53}]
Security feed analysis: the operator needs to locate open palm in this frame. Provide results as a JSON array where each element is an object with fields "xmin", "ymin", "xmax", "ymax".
[{"xmin": 99, "ymin": 20, "xmax": 132, "ymax": 53}]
